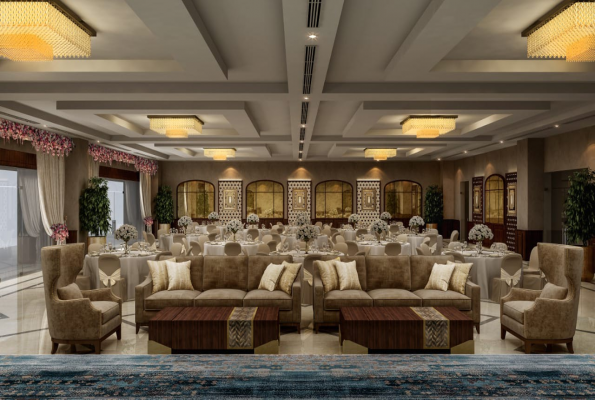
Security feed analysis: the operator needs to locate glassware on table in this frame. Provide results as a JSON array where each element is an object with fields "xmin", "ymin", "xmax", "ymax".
[
  {"xmin": 246, "ymin": 234, "xmax": 253, "ymax": 242},
  {"xmin": 463, "ymin": 241, "xmax": 468, "ymax": 250}
]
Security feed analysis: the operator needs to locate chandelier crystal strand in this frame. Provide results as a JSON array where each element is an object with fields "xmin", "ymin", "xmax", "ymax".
[
  {"xmin": 204, "ymin": 149, "xmax": 236, "ymax": 161},
  {"xmin": 149, "ymin": 116, "xmax": 203, "ymax": 138},
  {"xmin": 401, "ymin": 116, "xmax": 457, "ymax": 138},
  {"xmin": 364, "ymin": 149, "xmax": 396, "ymax": 161}
]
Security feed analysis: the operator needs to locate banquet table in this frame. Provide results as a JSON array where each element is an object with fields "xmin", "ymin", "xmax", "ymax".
[
  {"xmin": 203, "ymin": 241, "xmax": 260, "ymax": 256},
  {"xmin": 444, "ymin": 250, "xmax": 507, "ymax": 300},
  {"xmin": 407, "ymin": 234, "xmax": 443, "ymax": 254},
  {"xmin": 83, "ymin": 251, "xmax": 157, "ymax": 300},
  {"xmin": 338, "ymin": 229, "xmax": 357, "ymax": 241},
  {"xmin": 159, "ymin": 233, "xmax": 203, "ymax": 251},
  {"xmin": 357, "ymin": 241, "xmax": 412, "ymax": 256},
  {"xmin": 239, "ymin": 229, "xmax": 271, "ymax": 241}
]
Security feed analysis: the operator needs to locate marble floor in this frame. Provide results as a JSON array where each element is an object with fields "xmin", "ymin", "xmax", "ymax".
[{"xmin": 1, "ymin": 271, "xmax": 595, "ymax": 355}]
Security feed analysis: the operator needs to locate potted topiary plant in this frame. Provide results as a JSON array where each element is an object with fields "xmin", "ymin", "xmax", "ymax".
[
  {"xmin": 424, "ymin": 185, "xmax": 443, "ymax": 231},
  {"xmin": 155, "ymin": 185, "xmax": 174, "ymax": 232},
  {"xmin": 79, "ymin": 177, "xmax": 111, "ymax": 248},
  {"xmin": 565, "ymin": 169, "xmax": 595, "ymax": 282}
]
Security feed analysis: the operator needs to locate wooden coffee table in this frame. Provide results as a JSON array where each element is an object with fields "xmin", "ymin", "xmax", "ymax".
[
  {"xmin": 340, "ymin": 307, "xmax": 474, "ymax": 354},
  {"xmin": 148, "ymin": 307, "xmax": 280, "ymax": 354}
]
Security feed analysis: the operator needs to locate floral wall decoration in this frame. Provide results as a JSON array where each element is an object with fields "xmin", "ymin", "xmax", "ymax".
[
  {"xmin": 88, "ymin": 143, "xmax": 158, "ymax": 175},
  {"xmin": 0, "ymin": 118, "xmax": 74, "ymax": 157}
]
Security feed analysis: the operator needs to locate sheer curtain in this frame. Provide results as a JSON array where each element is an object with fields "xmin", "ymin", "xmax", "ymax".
[
  {"xmin": 139, "ymin": 172, "xmax": 152, "ymax": 219},
  {"xmin": 18, "ymin": 168, "xmax": 42, "ymax": 238},
  {"xmin": 36, "ymin": 153, "xmax": 65, "ymax": 236},
  {"xmin": 124, "ymin": 180, "xmax": 144, "ymax": 237}
]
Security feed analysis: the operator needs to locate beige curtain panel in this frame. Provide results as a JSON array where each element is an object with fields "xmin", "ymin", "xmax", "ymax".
[
  {"xmin": 37, "ymin": 152, "xmax": 65, "ymax": 236},
  {"xmin": 140, "ymin": 172, "xmax": 152, "ymax": 219}
]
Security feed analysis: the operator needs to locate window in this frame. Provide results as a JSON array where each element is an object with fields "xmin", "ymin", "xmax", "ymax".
[
  {"xmin": 384, "ymin": 180, "xmax": 422, "ymax": 218},
  {"xmin": 246, "ymin": 180, "xmax": 283, "ymax": 218},
  {"xmin": 106, "ymin": 180, "xmax": 124, "ymax": 245},
  {"xmin": 315, "ymin": 180, "xmax": 353, "ymax": 218},
  {"xmin": 177, "ymin": 180, "xmax": 215, "ymax": 218},
  {"xmin": 485, "ymin": 175, "xmax": 504, "ymax": 224}
]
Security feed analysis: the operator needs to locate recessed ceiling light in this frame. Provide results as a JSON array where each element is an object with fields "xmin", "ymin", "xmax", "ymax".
[
  {"xmin": 300, "ymin": 140, "xmax": 304, "ymax": 143},
  {"xmin": 43, "ymin": 124, "xmax": 47, "ymax": 127},
  {"xmin": 308, "ymin": 34, "xmax": 317, "ymax": 39},
  {"xmin": 304, "ymin": 97, "xmax": 309, "ymax": 100},
  {"xmin": 301, "ymin": 124, "xmax": 306, "ymax": 128},
  {"xmin": 299, "ymin": 158, "xmax": 302, "ymax": 161},
  {"xmin": 437, "ymin": 158, "xmax": 441, "ymax": 161},
  {"xmin": 500, "ymin": 140, "xmax": 504, "ymax": 144},
  {"xmin": 554, "ymin": 124, "xmax": 560, "ymax": 128},
  {"xmin": 464, "ymin": 150, "xmax": 468, "ymax": 154}
]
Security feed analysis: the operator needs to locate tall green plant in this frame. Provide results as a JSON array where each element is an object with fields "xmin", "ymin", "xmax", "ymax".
[
  {"xmin": 155, "ymin": 185, "xmax": 174, "ymax": 224},
  {"xmin": 424, "ymin": 185, "xmax": 443, "ymax": 225},
  {"xmin": 79, "ymin": 177, "xmax": 111, "ymax": 237},
  {"xmin": 565, "ymin": 169, "xmax": 595, "ymax": 246}
]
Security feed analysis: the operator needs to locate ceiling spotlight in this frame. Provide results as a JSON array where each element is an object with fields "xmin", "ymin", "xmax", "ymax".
[
  {"xmin": 308, "ymin": 34, "xmax": 317, "ymax": 39},
  {"xmin": 464, "ymin": 150, "xmax": 468, "ymax": 154},
  {"xmin": 300, "ymin": 140, "xmax": 304, "ymax": 143},
  {"xmin": 437, "ymin": 158, "xmax": 441, "ymax": 161},
  {"xmin": 299, "ymin": 158, "xmax": 302, "ymax": 161},
  {"xmin": 43, "ymin": 124, "xmax": 47, "ymax": 127},
  {"xmin": 500, "ymin": 140, "xmax": 504, "ymax": 144},
  {"xmin": 97, "ymin": 140, "xmax": 100, "ymax": 143},
  {"xmin": 555, "ymin": 124, "xmax": 560, "ymax": 128},
  {"xmin": 301, "ymin": 124, "xmax": 306, "ymax": 128},
  {"xmin": 304, "ymin": 97, "xmax": 309, "ymax": 100}
]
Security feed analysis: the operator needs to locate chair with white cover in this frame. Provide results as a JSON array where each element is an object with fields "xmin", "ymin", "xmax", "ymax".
[
  {"xmin": 155, "ymin": 252, "xmax": 174, "ymax": 261},
  {"xmin": 206, "ymin": 225, "xmax": 218, "ymax": 234},
  {"xmin": 98, "ymin": 254, "xmax": 126, "ymax": 301},
  {"xmin": 182, "ymin": 238, "xmax": 190, "ymax": 254},
  {"xmin": 396, "ymin": 221, "xmax": 404, "ymax": 227},
  {"xmin": 333, "ymin": 242, "xmax": 348, "ymax": 255},
  {"xmin": 315, "ymin": 221, "xmax": 323, "ymax": 227},
  {"xmin": 424, "ymin": 233, "xmax": 437, "ymax": 252},
  {"xmin": 267, "ymin": 240, "xmax": 278, "ymax": 252},
  {"xmin": 345, "ymin": 241, "xmax": 359, "ymax": 256},
  {"xmin": 246, "ymin": 228, "xmax": 259, "ymax": 241},
  {"xmin": 88, "ymin": 243, "xmax": 103, "ymax": 254},
  {"xmin": 384, "ymin": 242, "xmax": 401, "ymax": 256},
  {"xmin": 490, "ymin": 253, "xmax": 523, "ymax": 303},
  {"xmin": 224, "ymin": 242, "xmax": 242, "ymax": 256},
  {"xmin": 321, "ymin": 227, "xmax": 331, "ymax": 237},
  {"xmin": 257, "ymin": 243, "xmax": 270, "ymax": 254},
  {"xmin": 444, "ymin": 251, "xmax": 466, "ymax": 263},
  {"xmin": 129, "ymin": 242, "xmax": 140, "ymax": 250},
  {"xmin": 145, "ymin": 233, "xmax": 156, "ymax": 246},
  {"xmin": 331, "ymin": 232, "xmax": 341, "ymax": 244},
  {"xmin": 170, "ymin": 243, "xmax": 184, "ymax": 257},
  {"xmin": 270, "ymin": 226, "xmax": 281, "ymax": 234},
  {"xmin": 522, "ymin": 246, "xmax": 546, "ymax": 290},
  {"xmin": 189, "ymin": 241, "xmax": 202, "ymax": 256},
  {"xmin": 396, "ymin": 234, "xmax": 408, "ymax": 243},
  {"xmin": 271, "ymin": 233, "xmax": 282, "ymax": 244},
  {"xmin": 330, "ymin": 228, "xmax": 338, "ymax": 236},
  {"xmin": 261, "ymin": 234, "xmax": 273, "ymax": 244},
  {"xmin": 444, "ymin": 230, "xmax": 459, "ymax": 245},
  {"xmin": 207, "ymin": 233, "xmax": 218, "ymax": 241},
  {"xmin": 417, "ymin": 243, "xmax": 432, "ymax": 256},
  {"xmin": 448, "ymin": 241, "xmax": 463, "ymax": 250},
  {"xmin": 335, "ymin": 235, "xmax": 346, "ymax": 244},
  {"xmin": 427, "ymin": 229, "xmax": 438, "ymax": 234},
  {"xmin": 173, "ymin": 234, "xmax": 185, "ymax": 245},
  {"xmin": 142, "ymin": 231, "xmax": 148, "ymax": 242},
  {"xmin": 198, "ymin": 235, "xmax": 209, "ymax": 249},
  {"xmin": 355, "ymin": 228, "xmax": 368, "ymax": 238},
  {"xmin": 389, "ymin": 225, "xmax": 400, "ymax": 234},
  {"xmin": 157, "ymin": 228, "xmax": 167, "ymax": 240}
]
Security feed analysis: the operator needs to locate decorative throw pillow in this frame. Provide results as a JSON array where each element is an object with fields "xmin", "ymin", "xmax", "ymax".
[
  {"xmin": 315, "ymin": 258, "xmax": 341, "ymax": 293},
  {"xmin": 333, "ymin": 260, "xmax": 362, "ymax": 291},
  {"xmin": 258, "ymin": 263, "xmax": 285, "ymax": 292},
  {"xmin": 540, "ymin": 283, "xmax": 568, "ymax": 300},
  {"xmin": 57, "ymin": 283, "xmax": 83, "ymax": 300},
  {"xmin": 148, "ymin": 259, "xmax": 172, "ymax": 294},
  {"xmin": 277, "ymin": 261, "xmax": 301, "ymax": 295},
  {"xmin": 425, "ymin": 263, "xmax": 456, "ymax": 292},
  {"xmin": 447, "ymin": 260, "xmax": 473, "ymax": 294},
  {"xmin": 165, "ymin": 260, "xmax": 194, "ymax": 291}
]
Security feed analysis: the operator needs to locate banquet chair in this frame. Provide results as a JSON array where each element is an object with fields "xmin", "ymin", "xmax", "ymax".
[
  {"xmin": 88, "ymin": 243, "xmax": 103, "ymax": 254},
  {"xmin": 448, "ymin": 241, "xmax": 463, "ymax": 250},
  {"xmin": 145, "ymin": 233, "xmax": 156, "ymax": 246},
  {"xmin": 490, "ymin": 253, "xmax": 523, "ymax": 303},
  {"xmin": 42, "ymin": 244, "xmax": 121, "ymax": 355},
  {"xmin": 323, "ymin": 224, "xmax": 330, "ymax": 230},
  {"xmin": 396, "ymin": 234, "xmax": 408, "ymax": 243},
  {"xmin": 98, "ymin": 254, "xmax": 126, "ymax": 301},
  {"xmin": 444, "ymin": 230, "xmax": 459, "ymax": 245},
  {"xmin": 157, "ymin": 228, "xmax": 167, "ymax": 240},
  {"xmin": 198, "ymin": 235, "xmax": 209, "ymax": 249},
  {"xmin": 427, "ymin": 229, "xmax": 438, "ymax": 234},
  {"xmin": 389, "ymin": 225, "xmax": 400, "ymax": 234},
  {"xmin": 321, "ymin": 228, "xmax": 332, "ymax": 237},
  {"xmin": 155, "ymin": 252, "xmax": 174, "ymax": 261},
  {"xmin": 246, "ymin": 228, "xmax": 259, "ymax": 241},
  {"xmin": 335, "ymin": 235, "xmax": 346, "ymax": 244},
  {"xmin": 207, "ymin": 233, "xmax": 218, "ymax": 241},
  {"xmin": 142, "ymin": 231, "xmax": 148, "ymax": 242},
  {"xmin": 444, "ymin": 251, "xmax": 466, "ymax": 263},
  {"xmin": 302, "ymin": 254, "xmax": 323, "ymax": 305},
  {"xmin": 315, "ymin": 221, "xmax": 323, "ymax": 227},
  {"xmin": 267, "ymin": 240, "xmax": 278, "ymax": 252},
  {"xmin": 417, "ymin": 243, "xmax": 432, "ymax": 256},
  {"xmin": 172, "ymin": 233, "xmax": 186, "ymax": 245},
  {"xmin": 224, "ymin": 242, "xmax": 242, "ymax": 256},
  {"xmin": 182, "ymin": 238, "xmax": 189, "ymax": 253},
  {"xmin": 522, "ymin": 247, "xmax": 545, "ymax": 290},
  {"xmin": 355, "ymin": 229, "xmax": 368, "ymax": 237},
  {"xmin": 129, "ymin": 242, "xmax": 140, "ymax": 250},
  {"xmin": 345, "ymin": 241, "xmax": 359, "ymax": 256},
  {"xmin": 262, "ymin": 234, "xmax": 273, "ymax": 244},
  {"xmin": 395, "ymin": 221, "xmax": 404, "ymax": 227},
  {"xmin": 384, "ymin": 242, "xmax": 401, "ymax": 256},
  {"xmin": 206, "ymin": 225, "xmax": 218, "ymax": 234},
  {"xmin": 333, "ymin": 242, "xmax": 348, "ymax": 255},
  {"xmin": 270, "ymin": 226, "xmax": 281, "ymax": 234},
  {"xmin": 271, "ymin": 233, "xmax": 282, "ymax": 244},
  {"xmin": 257, "ymin": 243, "xmax": 271, "ymax": 254},
  {"xmin": 189, "ymin": 241, "xmax": 202, "ymax": 256},
  {"xmin": 330, "ymin": 227, "xmax": 338, "ymax": 236},
  {"xmin": 501, "ymin": 243, "xmax": 583, "ymax": 354},
  {"xmin": 170, "ymin": 243, "xmax": 184, "ymax": 257}
]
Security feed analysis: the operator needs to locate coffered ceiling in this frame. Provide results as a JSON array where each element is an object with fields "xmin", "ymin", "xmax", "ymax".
[{"xmin": 2, "ymin": 0, "xmax": 595, "ymax": 162}]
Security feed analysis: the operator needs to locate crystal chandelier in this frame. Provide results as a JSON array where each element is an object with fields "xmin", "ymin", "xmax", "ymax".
[
  {"xmin": 401, "ymin": 116, "xmax": 457, "ymax": 139},
  {"xmin": 524, "ymin": 1, "xmax": 595, "ymax": 62},
  {"xmin": 149, "ymin": 115, "xmax": 203, "ymax": 138},
  {"xmin": 0, "ymin": 0, "xmax": 94, "ymax": 62},
  {"xmin": 204, "ymin": 148, "xmax": 236, "ymax": 161},
  {"xmin": 364, "ymin": 148, "xmax": 396, "ymax": 161}
]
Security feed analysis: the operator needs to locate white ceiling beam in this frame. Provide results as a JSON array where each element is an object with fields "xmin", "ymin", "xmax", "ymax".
[{"xmin": 433, "ymin": 60, "xmax": 595, "ymax": 74}]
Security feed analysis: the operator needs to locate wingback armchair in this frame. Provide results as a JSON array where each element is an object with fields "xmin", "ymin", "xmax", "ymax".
[
  {"xmin": 41, "ymin": 243, "xmax": 122, "ymax": 354},
  {"xmin": 500, "ymin": 243, "xmax": 583, "ymax": 354}
]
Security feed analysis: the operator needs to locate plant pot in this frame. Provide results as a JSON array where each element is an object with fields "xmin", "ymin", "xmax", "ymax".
[
  {"xmin": 159, "ymin": 223, "xmax": 171, "ymax": 233},
  {"xmin": 87, "ymin": 236, "xmax": 106, "ymax": 249},
  {"xmin": 426, "ymin": 223, "xmax": 438, "ymax": 230},
  {"xmin": 581, "ymin": 244, "xmax": 594, "ymax": 282}
]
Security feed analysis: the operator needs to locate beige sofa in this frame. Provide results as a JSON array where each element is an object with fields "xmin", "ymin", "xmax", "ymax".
[
  {"xmin": 135, "ymin": 255, "xmax": 301, "ymax": 332},
  {"xmin": 313, "ymin": 255, "xmax": 481, "ymax": 333}
]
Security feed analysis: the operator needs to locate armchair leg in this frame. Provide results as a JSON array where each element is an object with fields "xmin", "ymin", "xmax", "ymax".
[
  {"xmin": 94, "ymin": 341, "xmax": 101, "ymax": 354},
  {"xmin": 475, "ymin": 323, "xmax": 480, "ymax": 334},
  {"xmin": 567, "ymin": 340, "xmax": 574, "ymax": 354},
  {"xmin": 136, "ymin": 323, "xmax": 141, "ymax": 334},
  {"xmin": 525, "ymin": 341, "xmax": 532, "ymax": 354},
  {"xmin": 500, "ymin": 326, "xmax": 506, "ymax": 340},
  {"xmin": 116, "ymin": 325, "xmax": 121, "ymax": 340},
  {"xmin": 51, "ymin": 341, "xmax": 58, "ymax": 354}
]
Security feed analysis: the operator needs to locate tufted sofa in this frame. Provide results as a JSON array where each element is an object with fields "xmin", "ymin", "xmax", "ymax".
[
  {"xmin": 135, "ymin": 255, "xmax": 301, "ymax": 332},
  {"xmin": 313, "ymin": 255, "xmax": 481, "ymax": 333}
]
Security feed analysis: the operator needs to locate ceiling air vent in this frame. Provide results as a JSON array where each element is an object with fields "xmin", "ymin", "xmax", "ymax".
[
  {"xmin": 308, "ymin": 0, "xmax": 322, "ymax": 28},
  {"xmin": 301, "ymin": 102, "xmax": 309, "ymax": 124},
  {"xmin": 299, "ymin": 127, "xmax": 306, "ymax": 142},
  {"xmin": 0, "ymin": 111, "xmax": 39, "ymax": 125},
  {"xmin": 303, "ymin": 45, "xmax": 316, "ymax": 94},
  {"xmin": 299, "ymin": 143, "xmax": 304, "ymax": 152}
]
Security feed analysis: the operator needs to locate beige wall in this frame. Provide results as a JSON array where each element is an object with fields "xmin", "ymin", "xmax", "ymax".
[{"xmin": 544, "ymin": 125, "xmax": 595, "ymax": 172}]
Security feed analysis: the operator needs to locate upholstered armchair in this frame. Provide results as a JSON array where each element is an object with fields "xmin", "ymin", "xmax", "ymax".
[
  {"xmin": 41, "ymin": 243, "xmax": 122, "ymax": 354},
  {"xmin": 500, "ymin": 243, "xmax": 583, "ymax": 354}
]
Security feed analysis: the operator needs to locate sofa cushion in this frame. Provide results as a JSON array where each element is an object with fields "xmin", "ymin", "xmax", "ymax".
[
  {"xmin": 148, "ymin": 259, "xmax": 170, "ymax": 294},
  {"xmin": 367, "ymin": 289, "xmax": 422, "ymax": 307},
  {"xmin": 316, "ymin": 259, "xmax": 340, "ymax": 293},
  {"xmin": 92, "ymin": 300, "xmax": 120, "ymax": 323},
  {"xmin": 324, "ymin": 290, "xmax": 372, "ymax": 310},
  {"xmin": 410, "ymin": 256, "xmax": 454, "ymax": 291},
  {"xmin": 277, "ymin": 261, "xmax": 301, "ymax": 295},
  {"xmin": 165, "ymin": 260, "xmax": 194, "ymax": 291},
  {"xmin": 203, "ymin": 256, "xmax": 248, "ymax": 291},
  {"xmin": 425, "ymin": 263, "xmax": 456, "ymax": 291},
  {"xmin": 365, "ymin": 256, "xmax": 411, "ymax": 291},
  {"xmin": 195, "ymin": 289, "xmax": 246, "ymax": 307},
  {"xmin": 447, "ymin": 261, "xmax": 473, "ymax": 294},
  {"xmin": 173, "ymin": 256, "xmax": 204, "ymax": 291},
  {"xmin": 334, "ymin": 260, "xmax": 362, "ymax": 291},
  {"xmin": 145, "ymin": 290, "xmax": 201, "ymax": 310},
  {"xmin": 258, "ymin": 263, "xmax": 285, "ymax": 291},
  {"xmin": 413, "ymin": 289, "xmax": 472, "ymax": 310},
  {"xmin": 247, "ymin": 255, "xmax": 292, "ymax": 290},
  {"xmin": 503, "ymin": 300, "xmax": 534, "ymax": 324},
  {"xmin": 243, "ymin": 290, "xmax": 292, "ymax": 310}
]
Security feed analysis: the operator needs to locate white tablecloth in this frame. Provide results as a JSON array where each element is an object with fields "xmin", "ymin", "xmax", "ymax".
[
  {"xmin": 83, "ymin": 251, "xmax": 157, "ymax": 300},
  {"xmin": 203, "ymin": 242, "xmax": 260, "ymax": 256},
  {"xmin": 407, "ymin": 234, "xmax": 443, "ymax": 254},
  {"xmin": 357, "ymin": 242, "xmax": 412, "ymax": 256},
  {"xmin": 159, "ymin": 234, "xmax": 203, "ymax": 251},
  {"xmin": 339, "ymin": 230, "xmax": 357, "ymax": 241},
  {"xmin": 460, "ymin": 251, "xmax": 506, "ymax": 300},
  {"xmin": 240, "ymin": 229, "xmax": 271, "ymax": 241}
]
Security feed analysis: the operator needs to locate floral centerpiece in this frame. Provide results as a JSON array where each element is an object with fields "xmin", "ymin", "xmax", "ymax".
[
  {"xmin": 50, "ymin": 223, "xmax": 69, "ymax": 245},
  {"xmin": 295, "ymin": 212, "xmax": 310, "ymax": 227},
  {"xmin": 143, "ymin": 216, "xmax": 153, "ymax": 233},
  {"xmin": 247, "ymin": 213, "xmax": 259, "ymax": 227},
  {"xmin": 296, "ymin": 224, "xmax": 317, "ymax": 253},
  {"xmin": 371, "ymin": 220, "xmax": 389, "ymax": 243},
  {"xmin": 115, "ymin": 224, "xmax": 138, "ymax": 254},
  {"xmin": 348, "ymin": 213, "xmax": 359, "ymax": 228},
  {"xmin": 409, "ymin": 215, "xmax": 425, "ymax": 234},
  {"xmin": 468, "ymin": 224, "xmax": 494, "ymax": 253},
  {"xmin": 380, "ymin": 211, "xmax": 392, "ymax": 222},
  {"xmin": 178, "ymin": 215, "xmax": 193, "ymax": 233},
  {"xmin": 208, "ymin": 212, "xmax": 219, "ymax": 222},
  {"xmin": 226, "ymin": 219, "xmax": 243, "ymax": 241}
]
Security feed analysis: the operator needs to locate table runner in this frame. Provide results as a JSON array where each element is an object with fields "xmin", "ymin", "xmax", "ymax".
[
  {"xmin": 411, "ymin": 307, "xmax": 450, "ymax": 350},
  {"xmin": 227, "ymin": 307, "xmax": 258, "ymax": 349}
]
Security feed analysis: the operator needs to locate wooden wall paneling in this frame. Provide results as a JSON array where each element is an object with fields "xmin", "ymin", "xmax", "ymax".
[
  {"xmin": 471, "ymin": 177, "xmax": 484, "ymax": 225},
  {"xmin": 505, "ymin": 172, "xmax": 518, "ymax": 252},
  {"xmin": 441, "ymin": 219, "xmax": 460, "ymax": 240},
  {"xmin": 516, "ymin": 230, "xmax": 543, "ymax": 261},
  {"xmin": 99, "ymin": 166, "xmax": 140, "ymax": 181},
  {"xmin": 0, "ymin": 148, "xmax": 36, "ymax": 169}
]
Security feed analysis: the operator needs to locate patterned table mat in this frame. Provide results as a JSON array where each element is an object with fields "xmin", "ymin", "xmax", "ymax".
[
  {"xmin": 411, "ymin": 307, "xmax": 450, "ymax": 349},
  {"xmin": 227, "ymin": 307, "xmax": 258, "ymax": 350}
]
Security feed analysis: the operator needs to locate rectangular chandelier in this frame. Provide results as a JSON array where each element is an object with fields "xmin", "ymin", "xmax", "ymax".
[
  {"xmin": 204, "ymin": 148, "xmax": 236, "ymax": 161},
  {"xmin": 364, "ymin": 148, "xmax": 396, "ymax": 161},
  {"xmin": 149, "ymin": 115, "xmax": 203, "ymax": 138},
  {"xmin": 401, "ymin": 116, "xmax": 457, "ymax": 139},
  {"xmin": 524, "ymin": 1, "xmax": 595, "ymax": 62},
  {"xmin": 0, "ymin": 0, "xmax": 94, "ymax": 61}
]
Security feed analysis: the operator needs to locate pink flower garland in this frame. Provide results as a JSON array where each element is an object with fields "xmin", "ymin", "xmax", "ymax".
[
  {"xmin": 88, "ymin": 143, "xmax": 158, "ymax": 175},
  {"xmin": 0, "ymin": 118, "xmax": 74, "ymax": 157}
]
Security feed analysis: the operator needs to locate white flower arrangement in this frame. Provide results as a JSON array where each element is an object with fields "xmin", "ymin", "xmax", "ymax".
[
  {"xmin": 380, "ymin": 211, "xmax": 392, "ymax": 221},
  {"xmin": 208, "ymin": 212, "xmax": 219, "ymax": 221},
  {"xmin": 468, "ymin": 224, "xmax": 494, "ymax": 242},
  {"xmin": 226, "ymin": 219, "xmax": 243, "ymax": 234},
  {"xmin": 294, "ymin": 212, "xmax": 310, "ymax": 226},
  {"xmin": 348, "ymin": 214, "xmax": 359, "ymax": 224},
  {"xmin": 296, "ymin": 225, "xmax": 317, "ymax": 242},
  {"xmin": 371, "ymin": 219, "xmax": 389, "ymax": 235},
  {"xmin": 178, "ymin": 216, "xmax": 193, "ymax": 228},
  {"xmin": 247, "ymin": 214, "xmax": 259, "ymax": 224},
  {"xmin": 409, "ymin": 215, "xmax": 425, "ymax": 228},
  {"xmin": 115, "ymin": 224, "xmax": 138, "ymax": 243}
]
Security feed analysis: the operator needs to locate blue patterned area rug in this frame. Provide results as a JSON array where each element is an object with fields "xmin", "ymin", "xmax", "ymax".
[{"xmin": 1, "ymin": 354, "xmax": 594, "ymax": 398}]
